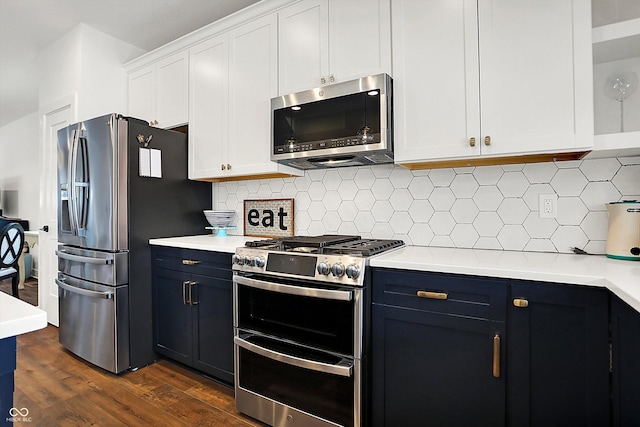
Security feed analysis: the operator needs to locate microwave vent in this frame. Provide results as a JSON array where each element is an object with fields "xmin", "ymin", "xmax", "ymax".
[
  {"xmin": 365, "ymin": 153, "xmax": 393, "ymax": 164},
  {"xmin": 289, "ymin": 160, "xmax": 317, "ymax": 169}
]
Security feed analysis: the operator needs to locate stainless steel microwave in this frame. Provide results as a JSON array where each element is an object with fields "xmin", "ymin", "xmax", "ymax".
[{"xmin": 271, "ymin": 73, "xmax": 393, "ymax": 169}]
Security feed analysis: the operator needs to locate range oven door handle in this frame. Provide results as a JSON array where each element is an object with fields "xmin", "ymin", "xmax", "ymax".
[
  {"xmin": 234, "ymin": 275, "xmax": 352, "ymax": 301},
  {"xmin": 234, "ymin": 335, "xmax": 353, "ymax": 377}
]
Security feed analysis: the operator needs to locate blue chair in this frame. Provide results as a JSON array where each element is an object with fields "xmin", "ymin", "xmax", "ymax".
[{"xmin": 0, "ymin": 222, "xmax": 25, "ymax": 298}]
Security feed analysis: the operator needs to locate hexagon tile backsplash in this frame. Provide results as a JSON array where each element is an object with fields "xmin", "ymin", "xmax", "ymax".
[{"xmin": 215, "ymin": 156, "xmax": 640, "ymax": 254}]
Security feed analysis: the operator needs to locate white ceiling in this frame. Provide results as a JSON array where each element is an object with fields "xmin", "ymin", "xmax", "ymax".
[{"xmin": 0, "ymin": 0, "xmax": 260, "ymax": 128}]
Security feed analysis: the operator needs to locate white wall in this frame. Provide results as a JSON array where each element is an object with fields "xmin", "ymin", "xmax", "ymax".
[
  {"xmin": 0, "ymin": 112, "xmax": 40, "ymax": 227},
  {"xmin": 38, "ymin": 24, "xmax": 145, "ymax": 120},
  {"xmin": 0, "ymin": 24, "xmax": 147, "ymax": 226}
]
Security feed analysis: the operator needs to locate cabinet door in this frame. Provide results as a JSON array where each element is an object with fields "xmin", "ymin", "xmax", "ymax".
[
  {"xmin": 152, "ymin": 268, "xmax": 193, "ymax": 365},
  {"xmin": 507, "ymin": 282, "xmax": 609, "ymax": 427},
  {"xmin": 611, "ymin": 295, "xmax": 640, "ymax": 427},
  {"xmin": 392, "ymin": 0, "xmax": 481, "ymax": 163},
  {"xmin": 188, "ymin": 34, "xmax": 229, "ymax": 180},
  {"xmin": 478, "ymin": 0, "xmax": 593, "ymax": 156},
  {"xmin": 328, "ymin": 0, "xmax": 392, "ymax": 84},
  {"xmin": 191, "ymin": 273, "xmax": 234, "ymax": 384},
  {"xmin": 372, "ymin": 304, "xmax": 506, "ymax": 427},
  {"xmin": 155, "ymin": 51, "xmax": 189, "ymax": 128},
  {"xmin": 128, "ymin": 66, "xmax": 156, "ymax": 125},
  {"xmin": 227, "ymin": 14, "xmax": 280, "ymax": 176},
  {"xmin": 278, "ymin": 0, "xmax": 328, "ymax": 94}
]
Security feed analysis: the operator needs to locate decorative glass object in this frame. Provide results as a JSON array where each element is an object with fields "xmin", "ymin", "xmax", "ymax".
[{"xmin": 604, "ymin": 72, "xmax": 638, "ymax": 132}]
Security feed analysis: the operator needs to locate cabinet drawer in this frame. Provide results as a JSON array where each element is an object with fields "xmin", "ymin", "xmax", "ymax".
[
  {"xmin": 152, "ymin": 246, "xmax": 232, "ymax": 280},
  {"xmin": 371, "ymin": 268, "xmax": 506, "ymax": 321}
]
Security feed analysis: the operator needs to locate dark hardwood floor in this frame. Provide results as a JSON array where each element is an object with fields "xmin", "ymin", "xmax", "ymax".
[
  {"xmin": 14, "ymin": 325, "xmax": 267, "ymax": 426},
  {"xmin": 0, "ymin": 277, "xmax": 38, "ymax": 306}
]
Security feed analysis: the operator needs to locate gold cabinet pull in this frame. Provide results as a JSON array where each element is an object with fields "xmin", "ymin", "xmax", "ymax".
[
  {"xmin": 469, "ymin": 137, "xmax": 476, "ymax": 147},
  {"xmin": 182, "ymin": 280, "xmax": 189, "ymax": 305},
  {"xmin": 189, "ymin": 281, "xmax": 198, "ymax": 306},
  {"xmin": 493, "ymin": 334, "xmax": 501, "ymax": 378},
  {"xmin": 329, "ymin": 74, "xmax": 335, "ymax": 83},
  {"xmin": 484, "ymin": 135, "xmax": 491, "ymax": 145},
  {"xmin": 513, "ymin": 298, "xmax": 529, "ymax": 308},
  {"xmin": 321, "ymin": 76, "xmax": 326, "ymax": 84},
  {"xmin": 416, "ymin": 291, "xmax": 448, "ymax": 300},
  {"xmin": 221, "ymin": 164, "xmax": 226, "ymax": 170},
  {"xmin": 182, "ymin": 259, "xmax": 201, "ymax": 266},
  {"xmin": 227, "ymin": 163, "xmax": 232, "ymax": 170}
]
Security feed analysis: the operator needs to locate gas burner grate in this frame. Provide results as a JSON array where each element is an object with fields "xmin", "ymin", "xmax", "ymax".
[
  {"xmin": 321, "ymin": 239, "xmax": 405, "ymax": 257},
  {"xmin": 282, "ymin": 235, "xmax": 360, "ymax": 250},
  {"xmin": 244, "ymin": 235, "xmax": 404, "ymax": 257},
  {"xmin": 245, "ymin": 235, "xmax": 360, "ymax": 251}
]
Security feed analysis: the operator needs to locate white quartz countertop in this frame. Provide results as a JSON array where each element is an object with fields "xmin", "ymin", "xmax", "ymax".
[
  {"xmin": 0, "ymin": 292, "xmax": 47, "ymax": 339},
  {"xmin": 149, "ymin": 235, "xmax": 640, "ymax": 313},
  {"xmin": 149, "ymin": 234, "xmax": 264, "ymax": 253},
  {"xmin": 370, "ymin": 246, "xmax": 640, "ymax": 313}
]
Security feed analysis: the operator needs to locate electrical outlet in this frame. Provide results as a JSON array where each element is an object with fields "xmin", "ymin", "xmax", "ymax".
[{"xmin": 539, "ymin": 194, "xmax": 558, "ymax": 219}]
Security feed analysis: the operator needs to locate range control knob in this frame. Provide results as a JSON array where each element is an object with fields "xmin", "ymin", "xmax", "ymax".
[
  {"xmin": 331, "ymin": 263, "xmax": 345, "ymax": 277},
  {"xmin": 346, "ymin": 264, "xmax": 360, "ymax": 280},
  {"xmin": 317, "ymin": 262, "xmax": 330, "ymax": 275},
  {"xmin": 242, "ymin": 255, "xmax": 252, "ymax": 266},
  {"xmin": 232, "ymin": 254, "xmax": 240, "ymax": 265},
  {"xmin": 253, "ymin": 256, "xmax": 266, "ymax": 268}
]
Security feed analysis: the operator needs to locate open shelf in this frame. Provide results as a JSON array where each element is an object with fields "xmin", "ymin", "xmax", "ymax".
[
  {"xmin": 593, "ymin": 18, "xmax": 640, "ymax": 64},
  {"xmin": 591, "ymin": 6, "xmax": 640, "ymax": 155}
]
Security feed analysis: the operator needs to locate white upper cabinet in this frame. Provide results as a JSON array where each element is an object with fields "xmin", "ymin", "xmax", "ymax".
[
  {"xmin": 188, "ymin": 34, "xmax": 228, "ymax": 180},
  {"xmin": 278, "ymin": 0, "xmax": 391, "ymax": 95},
  {"xmin": 227, "ymin": 14, "xmax": 300, "ymax": 178},
  {"xmin": 392, "ymin": 0, "xmax": 480, "ymax": 163},
  {"xmin": 128, "ymin": 51, "xmax": 188, "ymax": 128},
  {"xmin": 188, "ymin": 14, "xmax": 302, "ymax": 181},
  {"xmin": 128, "ymin": 67, "xmax": 155, "ymax": 124},
  {"xmin": 393, "ymin": 0, "xmax": 594, "ymax": 166},
  {"xmin": 590, "ymin": 0, "xmax": 640, "ymax": 157}
]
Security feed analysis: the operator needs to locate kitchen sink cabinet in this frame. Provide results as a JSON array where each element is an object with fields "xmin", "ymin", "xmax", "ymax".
[
  {"xmin": 372, "ymin": 270, "xmax": 611, "ymax": 427},
  {"xmin": 392, "ymin": 0, "xmax": 593, "ymax": 168},
  {"xmin": 188, "ymin": 14, "xmax": 301, "ymax": 181},
  {"xmin": 151, "ymin": 246, "xmax": 234, "ymax": 385},
  {"xmin": 371, "ymin": 269, "xmax": 508, "ymax": 427},
  {"xmin": 610, "ymin": 295, "xmax": 640, "ymax": 426},
  {"xmin": 507, "ymin": 281, "xmax": 610, "ymax": 427},
  {"xmin": 277, "ymin": 0, "xmax": 391, "ymax": 95},
  {"xmin": 128, "ymin": 50, "xmax": 188, "ymax": 129}
]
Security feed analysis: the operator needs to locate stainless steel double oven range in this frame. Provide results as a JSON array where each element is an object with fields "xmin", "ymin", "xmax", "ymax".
[{"xmin": 232, "ymin": 235, "xmax": 404, "ymax": 427}]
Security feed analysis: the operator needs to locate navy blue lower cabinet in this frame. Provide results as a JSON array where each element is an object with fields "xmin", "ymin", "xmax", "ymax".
[
  {"xmin": 507, "ymin": 281, "xmax": 610, "ymax": 427},
  {"xmin": 371, "ymin": 269, "xmax": 507, "ymax": 427},
  {"xmin": 371, "ymin": 305, "xmax": 506, "ymax": 427},
  {"xmin": 152, "ymin": 247, "xmax": 234, "ymax": 385},
  {"xmin": 0, "ymin": 336, "xmax": 17, "ymax": 427},
  {"xmin": 153, "ymin": 268, "xmax": 193, "ymax": 365},
  {"xmin": 191, "ymin": 273, "xmax": 234, "ymax": 383},
  {"xmin": 611, "ymin": 295, "xmax": 640, "ymax": 427}
]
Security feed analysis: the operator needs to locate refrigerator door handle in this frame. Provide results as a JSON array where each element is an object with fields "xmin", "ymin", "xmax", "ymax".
[
  {"xmin": 55, "ymin": 278, "xmax": 114, "ymax": 299},
  {"xmin": 56, "ymin": 249, "xmax": 114, "ymax": 265},
  {"xmin": 75, "ymin": 136, "xmax": 90, "ymax": 235},
  {"xmin": 67, "ymin": 128, "xmax": 79, "ymax": 235}
]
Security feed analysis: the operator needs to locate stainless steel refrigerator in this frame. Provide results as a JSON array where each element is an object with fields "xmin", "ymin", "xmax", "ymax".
[{"xmin": 55, "ymin": 113, "xmax": 211, "ymax": 373}]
